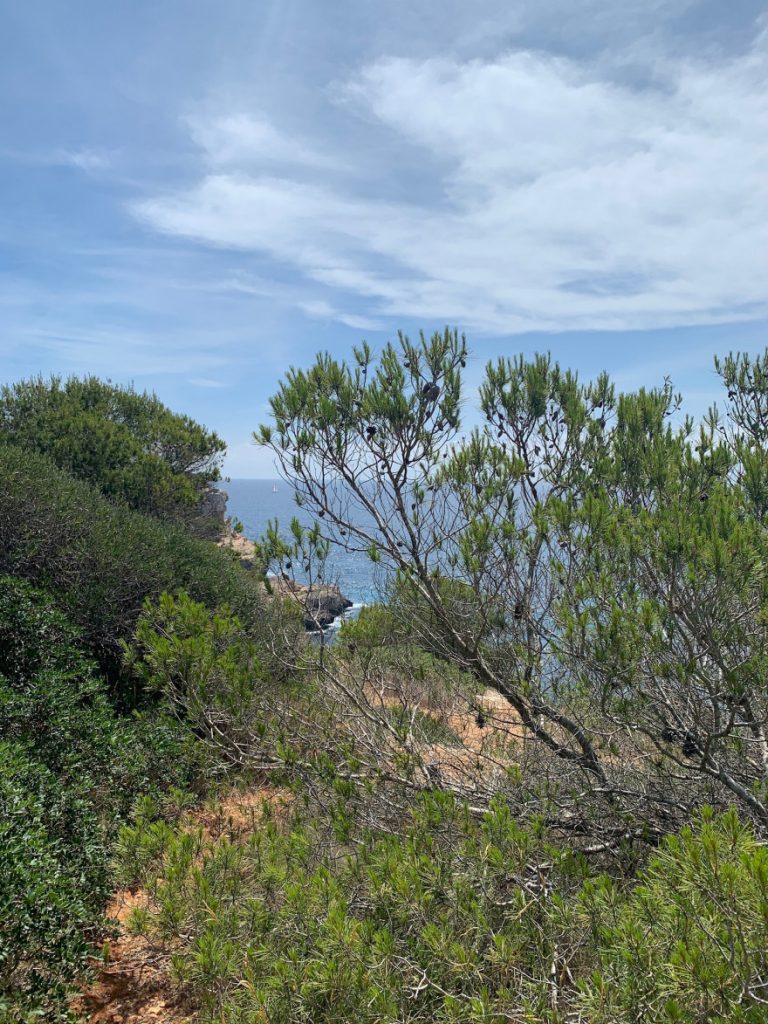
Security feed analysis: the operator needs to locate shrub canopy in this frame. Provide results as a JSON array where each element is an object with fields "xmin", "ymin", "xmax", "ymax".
[
  {"xmin": 0, "ymin": 576, "xmax": 194, "ymax": 1019},
  {"xmin": 0, "ymin": 443, "xmax": 268, "ymax": 686},
  {"xmin": 119, "ymin": 793, "xmax": 768, "ymax": 1024},
  {"xmin": 0, "ymin": 375, "xmax": 225, "ymax": 530}
]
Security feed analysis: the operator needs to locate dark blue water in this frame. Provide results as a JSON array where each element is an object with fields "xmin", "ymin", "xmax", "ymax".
[{"xmin": 224, "ymin": 479, "xmax": 381, "ymax": 610}]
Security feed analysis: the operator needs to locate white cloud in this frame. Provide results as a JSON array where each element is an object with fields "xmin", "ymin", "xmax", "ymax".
[
  {"xmin": 295, "ymin": 298, "xmax": 382, "ymax": 331},
  {"xmin": 186, "ymin": 112, "xmax": 337, "ymax": 170},
  {"xmin": 133, "ymin": 32, "xmax": 768, "ymax": 334}
]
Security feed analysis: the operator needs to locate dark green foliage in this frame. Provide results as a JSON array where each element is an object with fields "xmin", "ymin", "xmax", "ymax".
[
  {"xmin": 0, "ymin": 574, "xmax": 111, "ymax": 772},
  {"xmin": 126, "ymin": 591, "xmax": 306, "ymax": 779},
  {"xmin": 0, "ymin": 444, "xmax": 270, "ymax": 684},
  {"xmin": 0, "ymin": 375, "xmax": 225, "ymax": 531},
  {"xmin": 336, "ymin": 603, "xmax": 397, "ymax": 651},
  {"xmin": 0, "ymin": 382, "xmax": 289, "ymax": 1018},
  {"xmin": 0, "ymin": 576, "xmax": 198, "ymax": 811},
  {"xmin": 0, "ymin": 578, "xmax": 196, "ymax": 1020},
  {"xmin": 0, "ymin": 742, "xmax": 107, "ymax": 1022}
]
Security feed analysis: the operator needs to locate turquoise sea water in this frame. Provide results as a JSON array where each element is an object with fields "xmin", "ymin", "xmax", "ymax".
[{"xmin": 224, "ymin": 479, "xmax": 381, "ymax": 612}]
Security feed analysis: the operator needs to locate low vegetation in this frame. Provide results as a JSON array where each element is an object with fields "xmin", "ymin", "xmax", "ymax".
[{"xmin": 118, "ymin": 796, "xmax": 768, "ymax": 1023}]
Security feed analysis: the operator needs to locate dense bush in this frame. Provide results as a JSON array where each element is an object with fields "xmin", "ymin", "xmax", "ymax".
[
  {"xmin": 0, "ymin": 444, "xmax": 277, "ymax": 686},
  {"xmin": 0, "ymin": 436, "xmax": 297, "ymax": 1014},
  {"xmin": 0, "ymin": 576, "xmax": 198, "ymax": 806},
  {"xmin": 129, "ymin": 592, "xmax": 474, "ymax": 815},
  {"xmin": 126, "ymin": 591, "xmax": 308, "ymax": 781},
  {"xmin": 336, "ymin": 603, "xmax": 397, "ymax": 652},
  {"xmin": 336, "ymin": 595, "xmax": 485, "ymax": 697},
  {"xmin": 0, "ymin": 577, "xmax": 197, "ymax": 1020},
  {"xmin": 118, "ymin": 792, "xmax": 581, "ymax": 1023},
  {"xmin": 0, "ymin": 375, "xmax": 225, "ymax": 531},
  {"xmin": 580, "ymin": 808, "xmax": 768, "ymax": 1023},
  {"xmin": 0, "ymin": 742, "xmax": 107, "ymax": 1022}
]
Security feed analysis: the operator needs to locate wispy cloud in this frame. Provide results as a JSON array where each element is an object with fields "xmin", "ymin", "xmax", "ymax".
[
  {"xmin": 133, "ymin": 29, "xmax": 768, "ymax": 335},
  {"xmin": 57, "ymin": 147, "xmax": 111, "ymax": 172},
  {"xmin": 0, "ymin": 268, "xmax": 288, "ymax": 379},
  {"xmin": 296, "ymin": 298, "xmax": 382, "ymax": 331},
  {"xmin": 0, "ymin": 146, "xmax": 113, "ymax": 172},
  {"xmin": 186, "ymin": 112, "xmax": 338, "ymax": 170},
  {"xmin": 216, "ymin": 272, "xmax": 383, "ymax": 331}
]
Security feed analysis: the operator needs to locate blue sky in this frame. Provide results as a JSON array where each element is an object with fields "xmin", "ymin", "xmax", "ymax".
[{"xmin": 1, "ymin": 0, "xmax": 766, "ymax": 476}]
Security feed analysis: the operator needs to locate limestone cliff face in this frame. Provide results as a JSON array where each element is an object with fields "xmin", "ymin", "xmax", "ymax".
[{"xmin": 200, "ymin": 487, "xmax": 228, "ymax": 524}]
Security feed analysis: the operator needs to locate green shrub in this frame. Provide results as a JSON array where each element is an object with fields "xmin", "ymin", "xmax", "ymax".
[
  {"xmin": 0, "ymin": 374, "xmax": 224, "ymax": 531},
  {"xmin": 0, "ymin": 574, "xmax": 119, "ymax": 774},
  {"xmin": 336, "ymin": 602, "xmax": 476, "ymax": 694},
  {"xmin": 0, "ymin": 575, "xmax": 199, "ymax": 805},
  {"xmin": 118, "ymin": 792, "xmax": 768, "ymax": 1023},
  {"xmin": 0, "ymin": 578, "xmax": 199, "ymax": 1020},
  {"xmin": 579, "ymin": 808, "xmax": 768, "ymax": 1023},
  {"xmin": 126, "ymin": 591, "xmax": 305, "ymax": 777},
  {"xmin": 0, "ymin": 444, "xmax": 274, "ymax": 687},
  {"xmin": 118, "ymin": 791, "xmax": 583, "ymax": 1023},
  {"xmin": 336, "ymin": 603, "xmax": 397, "ymax": 669},
  {"xmin": 0, "ymin": 741, "xmax": 107, "ymax": 1022}
]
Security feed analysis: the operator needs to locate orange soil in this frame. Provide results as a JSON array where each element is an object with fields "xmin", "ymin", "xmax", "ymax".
[
  {"xmin": 71, "ymin": 889, "xmax": 193, "ymax": 1024},
  {"xmin": 72, "ymin": 786, "xmax": 291, "ymax": 1024}
]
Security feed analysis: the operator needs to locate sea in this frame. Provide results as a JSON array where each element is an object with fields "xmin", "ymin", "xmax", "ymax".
[{"xmin": 225, "ymin": 478, "xmax": 381, "ymax": 629}]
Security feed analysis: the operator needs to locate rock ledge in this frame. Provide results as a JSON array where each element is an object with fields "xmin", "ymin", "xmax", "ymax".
[{"xmin": 268, "ymin": 577, "xmax": 353, "ymax": 631}]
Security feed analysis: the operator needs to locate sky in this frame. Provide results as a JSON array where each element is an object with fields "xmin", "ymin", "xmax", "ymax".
[{"xmin": 1, "ymin": 0, "xmax": 766, "ymax": 477}]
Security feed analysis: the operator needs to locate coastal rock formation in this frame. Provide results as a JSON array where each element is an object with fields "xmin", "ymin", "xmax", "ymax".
[
  {"xmin": 218, "ymin": 529, "xmax": 258, "ymax": 568},
  {"xmin": 217, "ymin": 529, "xmax": 353, "ymax": 630},
  {"xmin": 268, "ymin": 576, "xmax": 353, "ymax": 631},
  {"xmin": 200, "ymin": 486, "xmax": 228, "ymax": 524}
]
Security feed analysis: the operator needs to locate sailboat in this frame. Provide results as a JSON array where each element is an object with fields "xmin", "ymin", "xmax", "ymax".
[{"xmin": 272, "ymin": 483, "xmax": 278, "ymax": 493}]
